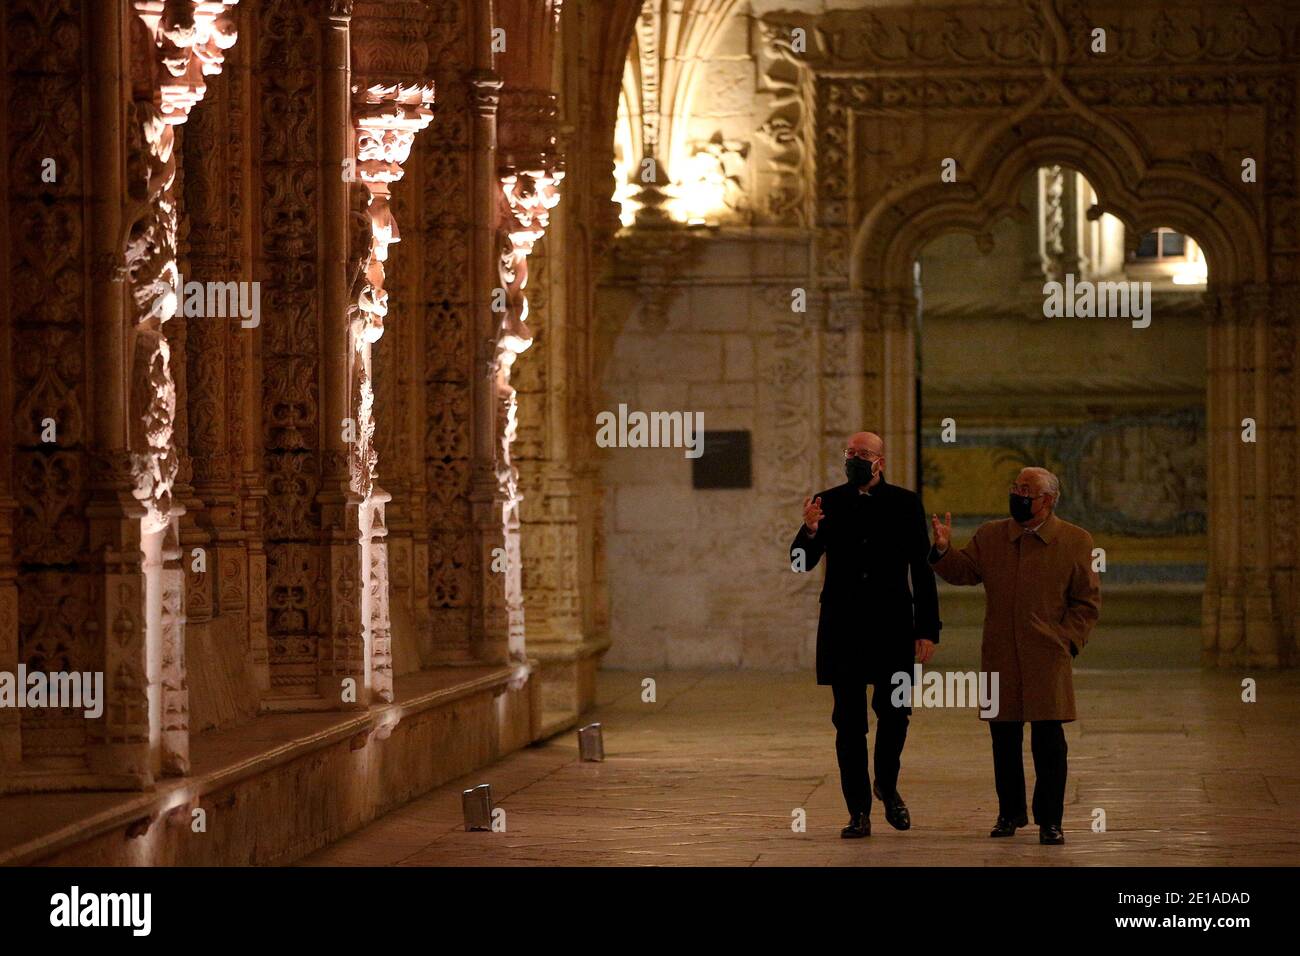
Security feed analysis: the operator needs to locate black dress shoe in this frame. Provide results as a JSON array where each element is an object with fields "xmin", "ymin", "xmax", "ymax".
[
  {"xmin": 1039, "ymin": 824, "xmax": 1066, "ymax": 845},
  {"xmin": 989, "ymin": 813, "xmax": 1029, "ymax": 838},
  {"xmin": 872, "ymin": 782, "xmax": 911, "ymax": 831},
  {"xmin": 840, "ymin": 812, "xmax": 871, "ymax": 838}
]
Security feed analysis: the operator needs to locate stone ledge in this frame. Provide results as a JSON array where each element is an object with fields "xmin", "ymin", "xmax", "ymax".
[
  {"xmin": 527, "ymin": 634, "xmax": 613, "ymax": 663},
  {"xmin": 528, "ymin": 638, "xmax": 610, "ymax": 741},
  {"xmin": 0, "ymin": 664, "xmax": 522, "ymax": 865}
]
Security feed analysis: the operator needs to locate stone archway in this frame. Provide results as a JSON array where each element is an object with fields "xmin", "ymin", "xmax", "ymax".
[{"xmin": 767, "ymin": 0, "xmax": 1299, "ymax": 668}]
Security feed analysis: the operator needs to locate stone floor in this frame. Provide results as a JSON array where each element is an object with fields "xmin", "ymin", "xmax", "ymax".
[{"xmin": 300, "ymin": 667, "xmax": 1300, "ymax": 866}]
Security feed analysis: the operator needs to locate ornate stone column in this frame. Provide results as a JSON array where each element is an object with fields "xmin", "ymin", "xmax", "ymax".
[
  {"xmin": 256, "ymin": 0, "xmax": 325, "ymax": 707},
  {"xmin": 314, "ymin": 1, "xmax": 364, "ymax": 707},
  {"xmin": 1281, "ymin": 285, "xmax": 1300, "ymax": 665},
  {"xmin": 1241, "ymin": 284, "xmax": 1281, "ymax": 667},
  {"xmin": 1202, "ymin": 287, "xmax": 1241, "ymax": 664},
  {"xmin": 345, "ymin": 69, "xmax": 435, "ymax": 702},
  {"xmin": 470, "ymin": 0, "xmax": 564, "ymax": 676},
  {"xmin": 1203, "ymin": 283, "xmax": 1290, "ymax": 668},
  {"xmin": 0, "ymin": 162, "xmax": 15, "ymax": 771},
  {"xmin": 177, "ymin": 2, "xmax": 259, "ymax": 726},
  {"xmin": 488, "ymin": 146, "xmax": 563, "ymax": 673},
  {"xmin": 111, "ymin": 0, "xmax": 239, "ymax": 780}
]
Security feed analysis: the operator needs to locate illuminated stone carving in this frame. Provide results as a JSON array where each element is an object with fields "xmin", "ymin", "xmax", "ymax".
[
  {"xmin": 348, "ymin": 80, "xmax": 435, "ymax": 702},
  {"xmin": 123, "ymin": 0, "xmax": 240, "ymax": 777},
  {"xmin": 494, "ymin": 167, "xmax": 563, "ymax": 671}
]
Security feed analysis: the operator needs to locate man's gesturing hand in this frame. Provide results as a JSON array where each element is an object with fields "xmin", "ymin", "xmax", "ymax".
[
  {"xmin": 930, "ymin": 511, "xmax": 952, "ymax": 554},
  {"xmin": 802, "ymin": 495, "xmax": 824, "ymax": 534}
]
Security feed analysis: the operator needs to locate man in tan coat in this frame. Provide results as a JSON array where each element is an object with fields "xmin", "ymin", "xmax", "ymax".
[{"xmin": 929, "ymin": 467, "xmax": 1100, "ymax": 845}]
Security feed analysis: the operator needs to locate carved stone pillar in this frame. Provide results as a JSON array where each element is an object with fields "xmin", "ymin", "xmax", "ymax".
[
  {"xmin": 487, "ymin": 159, "xmax": 563, "ymax": 671},
  {"xmin": 516, "ymin": 227, "xmax": 584, "ymax": 654},
  {"xmin": 0, "ymin": 530, "xmax": 12, "ymax": 774},
  {"xmin": 258, "ymin": 0, "xmax": 325, "ymax": 707},
  {"xmin": 1202, "ymin": 288, "xmax": 1240, "ymax": 663},
  {"xmin": 1280, "ymin": 285, "xmax": 1300, "ymax": 665},
  {"xmin": 314, "ymin": 2, "xmax": 363, "ymax": 707},
  {"xmin": 1241, "ymin": 285, "xmax": 1281, "ymax": 667},
  {"xmin": 0, "ymin": 222, "xmax": 14, "ymax": 771},
  {"xmin": 460, "ymin": 70, "xmax": 504, "ymax": 668},
  {"xmin": 1038, "ymin": 166, "xmax": 1085, "ymax": 281},
  {"xmin": 357, "ymin": 4, "xmax": 433, "ymax": 680},
  {"xmin": 0, "ymin": 524, "xmax": 13, "ymax": 772},
  {"xmin": 1203, "ymin": 283, "xmax": 1288, "ymax": 668},
  {"xmin": 345, "ymin": 65, "xmax": 435, "ymax": 703},
  {"xmin": 472, "ymin": 0, "xmax": 564, "ymax": 678},
  {"xmin": 108, "ymin": 0, "xmax": 240, "ymax": 780},
  {"xmin": 177, "ymin": 4, "xmax": 260, "ymax": 729},
  {"xmin": 63, "ymin": 0, "xmax": 137, "ymax": 791},
  {"xmin": 0, "ymin": 0, "xmax": 25, "ymax": 772},
  {"xmin": 1038, "ymin": 165, "xmax": 1065, "ymax": 280}
]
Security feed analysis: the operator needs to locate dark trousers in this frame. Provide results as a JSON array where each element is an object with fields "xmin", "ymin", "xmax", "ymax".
[
  {"xmin": 988, "ymin": 720, "xmax": 1067, "ymax": 827},
  {"xmin": 831, "ymin": 682, "xmax": 910, "ymax": 817}
]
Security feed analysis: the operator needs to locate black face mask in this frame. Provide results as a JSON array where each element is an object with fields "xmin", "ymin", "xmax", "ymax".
[
  {"xmin": 846, "ymin": 458, "xmax": 877, "ymax": 487},
  {"xmin": 1009, "ymin": 492, "xmax": 1037, "ymax": 523}
]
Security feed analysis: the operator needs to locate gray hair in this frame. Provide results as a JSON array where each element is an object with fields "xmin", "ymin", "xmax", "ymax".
[{"xmin": 1022, "ymin": 466, "xmax": 1062, "ymax": 504}]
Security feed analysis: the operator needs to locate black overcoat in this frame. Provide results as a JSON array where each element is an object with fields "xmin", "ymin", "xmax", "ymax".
[{"xmin": 789, "ymin": 479, "xmax": 942, "ymax": 686}]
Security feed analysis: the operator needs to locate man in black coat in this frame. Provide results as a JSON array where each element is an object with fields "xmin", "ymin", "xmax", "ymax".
[{"xmin": 789, "ymin": 431, "xmax": 941, "ymax": 838}]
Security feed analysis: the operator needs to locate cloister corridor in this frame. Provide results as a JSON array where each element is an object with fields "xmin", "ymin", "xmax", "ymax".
[
  {"xmin": 1, "ymin": 2, "xmax": 1298, "ymax": 914},
  {"xmin": 302, "ymin": 659, "xmax": 1300, "ymax": 867}
]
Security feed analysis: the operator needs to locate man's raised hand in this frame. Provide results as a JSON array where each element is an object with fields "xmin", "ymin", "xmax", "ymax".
[
  {"xmin": 802, "ymin": 495, "xmax": 824, "ymax": 534},
  {"xmin": 931, "ymin": 511, "xmax": 952, "ymax": 553}
]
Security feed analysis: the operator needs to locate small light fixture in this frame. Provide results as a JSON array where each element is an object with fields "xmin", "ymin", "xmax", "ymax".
[
  {"xmin": 462, "ymin": 784, "xmax": 493, "ymax": 831},
  {"xmin": 578, "ymin": 722, "xmax": 605, "ymax": 762}
]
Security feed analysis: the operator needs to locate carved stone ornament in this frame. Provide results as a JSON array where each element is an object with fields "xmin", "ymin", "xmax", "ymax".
[
  {"xmin": 127, "ymin": 0, "xmax": 240, "ymax": 533},
  {"xmin": 348, "ymin": 80, "xmax": 436, "ymax": 500},
  {"xmin": 347, "ymin": 78, "xmax": 435, "ymax": 702},
  {"xmin": 494, "ymin": 167, "xmax": 564, "ymax": 664}
]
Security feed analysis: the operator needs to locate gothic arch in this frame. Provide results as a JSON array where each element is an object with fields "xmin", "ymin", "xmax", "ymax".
[
  {"xmin": 839, "ymin": 114, "xmax": 1289, "ymax": 670},
  {"xmin": 773, "ymin": 0, "xmax": 1300, "ymax": 670},
  {"xmin": 851, "ymin": 121, "xmax": 1265, "ymax": 294}
]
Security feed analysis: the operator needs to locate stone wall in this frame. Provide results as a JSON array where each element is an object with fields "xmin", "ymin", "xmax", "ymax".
[
  {"xmin": 597, "ymin": 0, "xmax": 1299, "ymax": 672},
  {"xmin": 598, "ymin": 233, "xmax": 824, "ymax": 670}
]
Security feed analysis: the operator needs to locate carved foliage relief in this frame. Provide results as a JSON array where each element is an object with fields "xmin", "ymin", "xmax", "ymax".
[
  {"xmin": 3, "ymin": 0, "xmax": 90, "ymax": 763},
  {"xmin": 348, "ymin": 74, "xmax": 435, "ymax": 699},
  {"xmin": 259, "ymin": 0, "xmax": 322, "ymax": 696},
  {"xmin": 127, "ymin": 0, "xmax": 240, "ymax": 532},
  {"xmin": 418, "ymin": 0, "xmax": 476, "ymax": 659}
]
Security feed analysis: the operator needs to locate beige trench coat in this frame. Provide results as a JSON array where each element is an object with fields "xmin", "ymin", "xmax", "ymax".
[{"xmin": 932, "ymin": 514, "xmax": 1101, "ymax": 722}]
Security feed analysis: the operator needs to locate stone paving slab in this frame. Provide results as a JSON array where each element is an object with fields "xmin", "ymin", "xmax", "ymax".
[{"xmin": 299, "ymin": 669, "xmax": 1300, "ymax": 867}]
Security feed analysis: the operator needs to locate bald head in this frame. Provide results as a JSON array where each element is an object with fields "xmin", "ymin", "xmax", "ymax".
[{"xmin": 847, "ymin": 432, "xmax": 884, "ymax": 457}]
